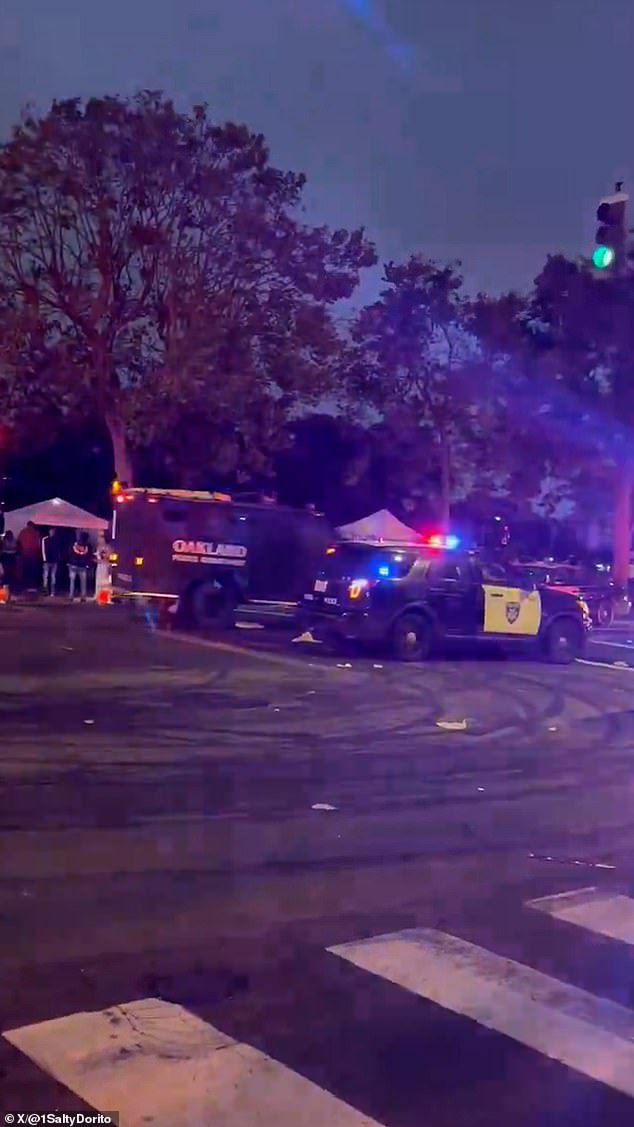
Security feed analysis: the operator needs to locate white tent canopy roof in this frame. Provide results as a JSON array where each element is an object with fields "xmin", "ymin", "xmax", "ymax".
[
  {"xmin": 3, "ymin": 497, "xmax": 108, "ymax": 534},
  {"xmin": 336, "ymin": 509, "xmax": 421, "ymax": 545}
]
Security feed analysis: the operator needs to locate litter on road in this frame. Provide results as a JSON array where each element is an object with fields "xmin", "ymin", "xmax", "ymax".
[
  {"xmin": 311, "ymin": 803, "xmax": 337, "ymax": 811},
  {"xmin": 436, "ymin": 719, "xmax": 468, "ymax": 731}
]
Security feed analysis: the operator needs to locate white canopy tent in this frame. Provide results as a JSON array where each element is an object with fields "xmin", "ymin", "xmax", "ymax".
[
  {"xmin": 3, "ymin": 498, "xmax": 108, "ymax": 535},
  {"xmin": 336, "ymin": 509, "xmax": 421, "ymax": 545}
]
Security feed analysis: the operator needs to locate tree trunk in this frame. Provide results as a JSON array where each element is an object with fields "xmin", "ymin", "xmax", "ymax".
[
  {"xmin": 106, "ymin": 413, "xmax": 134, "ymax": 487},
  {"xmin": 438, "ymin": 432, "xmax": 451, "ymax": 532},
  {"xmin": 612, "ymin": 465, "xmax": 632, "ymax": 590}
]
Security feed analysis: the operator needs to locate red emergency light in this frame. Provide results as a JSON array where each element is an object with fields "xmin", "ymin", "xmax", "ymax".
[{"xmin": 424, "ymin": 533, "xmax": 460, "ymax": 550}]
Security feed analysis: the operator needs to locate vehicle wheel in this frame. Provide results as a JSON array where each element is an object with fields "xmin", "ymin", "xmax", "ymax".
[
  {"xmin": 190, "ymin": 581, "xmax": 236, "ymax": 631},
  {"xmin": 391, "ymin": 613, "xmax": 431, "ymax": 662},
  {"xmin": 595, "ymin": 600, "xmax": 614, "ymax": 627},
  {"xmin": 542, "ymin": 618, "xmax": 584, "ymax": 664}
]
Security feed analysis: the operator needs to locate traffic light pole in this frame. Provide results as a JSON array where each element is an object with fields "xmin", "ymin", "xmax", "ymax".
[{"xmin": 594, "ymin": 183, "xmax": 633, "ymax": 598}]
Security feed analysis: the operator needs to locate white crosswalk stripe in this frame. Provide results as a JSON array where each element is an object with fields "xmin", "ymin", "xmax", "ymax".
[
  {"xmin": 527, "ymin": 885, "xmax": 634, "ymax": 946},
  {"xmin": 5, "ymin": 886, "xmax": 634, "ymax": 1123},
  {"xmin": 329, "ymin": 925, "xmax": 634, "ymax": 1099},
  {"xmin": 4, "ymin": 998, "xmax": 384, "ymax": 1127}
]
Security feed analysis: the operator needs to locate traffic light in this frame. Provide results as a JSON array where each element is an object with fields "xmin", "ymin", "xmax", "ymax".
[{"xmin": 593, "ymin": 186, "xmax": 628, "ymax": 270}]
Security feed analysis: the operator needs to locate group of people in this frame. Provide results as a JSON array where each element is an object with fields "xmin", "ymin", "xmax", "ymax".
[{"xmin": 0, "ymin": 521, "xmax": 95, "ymax": 600}]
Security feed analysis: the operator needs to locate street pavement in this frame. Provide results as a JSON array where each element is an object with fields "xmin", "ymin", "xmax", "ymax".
[{"xmin": 2, "ymin": 604, "xmax": 634, "ymax": 1125}]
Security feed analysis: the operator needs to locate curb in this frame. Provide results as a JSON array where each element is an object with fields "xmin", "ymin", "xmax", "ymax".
[{"xmin": 156, "ymin": 628, "xmax": 349, "ymax": 677}]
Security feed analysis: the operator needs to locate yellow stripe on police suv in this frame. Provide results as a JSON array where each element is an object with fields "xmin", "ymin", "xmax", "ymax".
[{"xmin": 482, "ymin": 585, "xmax": 541, "ymax": 636}]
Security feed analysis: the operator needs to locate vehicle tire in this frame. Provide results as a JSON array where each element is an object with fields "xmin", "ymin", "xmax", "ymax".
[
  {"xmin": 541, "ymin": 617, "xmax": 584, "ymax": 664},
  {"xmin": 595, "ymin": 600, "xmax": 614, "ymax": 628},
  {"xmin": 390, "ymin": 613, "xmax": 431, "ymax": 662},
  {"xmin": 190, "ymin": 581, "xmax": 237, "ymax": 631}
]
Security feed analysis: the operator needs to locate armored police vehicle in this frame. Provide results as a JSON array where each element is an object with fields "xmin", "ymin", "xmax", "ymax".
[{"xmin": 110, "ymin": 488, "xmax": 333, "ymax": 629}]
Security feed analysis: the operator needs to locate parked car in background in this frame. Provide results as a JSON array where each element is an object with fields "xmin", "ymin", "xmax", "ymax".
[{"xmin": 509, "ymin": 559, "xmax": 627, "ymax": 627}]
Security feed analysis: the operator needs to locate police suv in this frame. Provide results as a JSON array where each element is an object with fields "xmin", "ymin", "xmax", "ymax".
[
  {"xmin": 301, "ymin": 539, "xmax": 591, "ymax": 662},
  {"xmin": 110, "ymin": 488, "xmax": 333, "ymax": 628}
]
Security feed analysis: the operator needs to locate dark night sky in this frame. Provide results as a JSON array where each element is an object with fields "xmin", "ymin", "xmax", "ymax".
[{"xmin": 1, "ymin": 0, "xmax": 632, "ymax": 297}]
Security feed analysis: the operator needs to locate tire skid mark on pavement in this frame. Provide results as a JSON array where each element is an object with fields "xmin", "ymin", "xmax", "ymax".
[
  {"xmin": 5, "ymin": 619, "xmax": 634, "ymax": 760},
  {"xmin": 3, "ymin": 667, "xmax": 634, "ymax": 833}
]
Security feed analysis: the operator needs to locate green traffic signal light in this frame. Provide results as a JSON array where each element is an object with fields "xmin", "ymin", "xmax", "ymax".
[{"xmin": 592, "ymin": 245, "xmax": 615, "ymax": 269}]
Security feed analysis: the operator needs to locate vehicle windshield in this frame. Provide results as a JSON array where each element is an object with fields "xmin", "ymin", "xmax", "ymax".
[{"xmin": 321, "ymin": 544, "xmax": 419, "ymax": 580}]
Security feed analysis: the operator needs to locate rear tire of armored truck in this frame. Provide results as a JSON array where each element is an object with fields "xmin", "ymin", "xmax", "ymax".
[{"xmin": 190, "ymin": 581, "xmax": 237, "ymax": 632}]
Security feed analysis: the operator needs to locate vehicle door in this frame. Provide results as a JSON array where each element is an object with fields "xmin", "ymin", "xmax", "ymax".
[
  {"xmin": 479, "ymin": 563, "xmax": 542, "ymax": 636},
  {"xmin": 425, "ymin": 555, "xmax": 480, "ymax": 634},
  {"xmin": 237, "ymin": 508, "xmax": 297, "ymax": 602}
]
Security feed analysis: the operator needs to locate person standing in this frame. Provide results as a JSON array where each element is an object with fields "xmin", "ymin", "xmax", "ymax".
[
  {"xmin": 17, "ymin": 520, "xmax": 41, "ymax": 591},
  {"xmin": 94, "ymin": 541, "xmax": 111, "ymax": 603},
  {"xmin": 0, "ymin": 529, "xmax": 17, "ymax": 594},
  {"xmin": 68, "ymin": 531, "xmax": 92, "ymax": 601},
  {"xmin": 41, "ymin": 528, "xmax": 61, "ymax": 596}
]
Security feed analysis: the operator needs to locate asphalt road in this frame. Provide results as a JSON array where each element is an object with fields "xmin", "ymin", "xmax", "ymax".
[{"xmin": 2, "ymin": 604, "xmax": 634, "ymax": 1126}]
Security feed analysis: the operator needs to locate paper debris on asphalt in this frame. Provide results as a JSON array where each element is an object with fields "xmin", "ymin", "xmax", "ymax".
[
  {"xmin": 83, "ymin": 719, "xmax": 95, "ymax": 725},
  {"xmin": 311, "ymin": 803, "xmax": 337, "ymax": 811},
  {"xmin": 436, "ymin": 719, "xmax": 467, "ymax": 730},
  {"xmin": 373, "ymin": 663, "xmax": 384, "ymax": 669},
  {"xmin": 336, "ymin": 662, "xmax": 353, "ymax": 668},
  {"xmin": 292, "ymin": 631, "xmax": 320, "ymax": 643}
]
